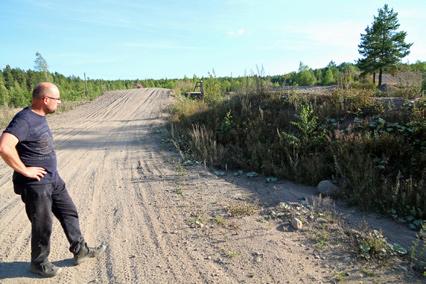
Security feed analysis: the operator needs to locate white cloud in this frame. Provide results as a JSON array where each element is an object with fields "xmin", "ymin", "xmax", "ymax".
[
  {"xmin": 253, "ymin": 20, "xmax": 364, "ymax": 61},
  {"xmin": 397, "ymin": 7, "xmax": 425, "ymax": 20},
  {"xmin": 49, "ymin": 52, "xmax": 121, "ymax": 66},
  {"xmin": 284, "ymin": 21, "xmax": 364, "ymax": 49},
  {"xmin": 121, "ymin": 41, "xmax": 198, "ymax": 50},
  {"xmin": 226, "ymin": 28, "xmax": 247, "ymax": 38}
]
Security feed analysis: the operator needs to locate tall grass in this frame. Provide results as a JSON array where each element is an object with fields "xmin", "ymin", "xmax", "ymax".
[{"xmin": 189, "ymin": 124, "xmax": 225, "ymax": 166}]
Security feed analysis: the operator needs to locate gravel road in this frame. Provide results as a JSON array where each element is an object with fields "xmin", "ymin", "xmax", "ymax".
[{"xmin": 0, "ymin": 88, "xmax": 417, "ymax": 283}]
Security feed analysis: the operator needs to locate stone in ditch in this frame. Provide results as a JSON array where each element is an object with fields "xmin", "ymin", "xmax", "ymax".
[
  {"xmin": 278, "ymin": 202, "xmax": 290, "ymax": 210},
  {"xmin": 317, "ymin": 180, "xmax": 339, "ymax": 195},
  {"xmin": 316, "ymin": 218, "xmax": 328, "ymax": 224},
  {"xmin": 254, "ymin": 255, "xmax": 263, "ymax": 263},
  {"xmin": 252, "ymin": 252, "xmax": 264, "ymax": 263},
  {"xmin": 291, "ymin": 217, "xmax": 303, "ymax": 230},
  {"xmin": 246, "ymin": 172, "xmax": 258, "ymax": 178},
  {"xmin": 391, "ymin": 243, "xmax": 408, "ymax": 255},
  {"xmin": 182, "ymin": 160, "xmax": 194, "ymax": 166},
  {"xmin": 214, "ymin": 170, "xmax": 226, "ymax": 176},
  {"xmin": 266, "ymin": 176, "xmax": 278, "ymax": 183}
]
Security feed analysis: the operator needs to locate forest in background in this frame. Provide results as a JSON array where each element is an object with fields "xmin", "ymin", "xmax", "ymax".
[{"xmin": 1, "ymin": 59, "xmax": 424, "ymax": 109}]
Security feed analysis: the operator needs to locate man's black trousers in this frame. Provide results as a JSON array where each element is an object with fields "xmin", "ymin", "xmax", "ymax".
[{"xmin": 14, "ymin": 175, "xmax": 85, "ymax": 265}]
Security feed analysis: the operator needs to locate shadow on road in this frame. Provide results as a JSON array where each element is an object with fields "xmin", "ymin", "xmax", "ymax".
[{"xmin": 0, "ymin": 258, "xmax": 74, "ymax": 280}]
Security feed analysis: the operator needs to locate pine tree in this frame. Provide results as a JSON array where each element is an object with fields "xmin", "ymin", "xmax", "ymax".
[
  {"xmin": 34, "ymin": 52, "xmax": 49, "ymax": 80},
  {"xmin": 10, "ymin": 81, "xmax": 28, "ymax": 107},
  {"xmin": 314, "ymin": 69, "xmax": 323, "ymax": 85},
  {"xmin": 322, "ymin": 68, "xmax": 335, "ymax": 85},
  {"xmin": 357, "ymin": 4, "xmax": 412, "ymax": 87},
  {"xmin": 0, "ymin": 74, "xmax": 8, "ymax": 106},
  {"xmin": 337, "ymin": 63, "xmax": 358, "ymax": 89},
  {"xmin": 358, "ymin": 25, "xmax": 380, "ymax": 84},
  {"xmin": 2, "ymin": 65, "xmax": 14, "ymax": 89},
  {"xmin": 296, "ymin": 62, "xmax": 317, "ymax": 86}
]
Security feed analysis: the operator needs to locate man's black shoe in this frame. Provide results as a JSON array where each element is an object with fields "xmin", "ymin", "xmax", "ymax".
[
  {"xmin": 30, "ymin": 262, "xmax": 61, "ymax": 278},
  {"xmin": 74, "ymin": 242, "xmax": 107, "ymax": 265}
]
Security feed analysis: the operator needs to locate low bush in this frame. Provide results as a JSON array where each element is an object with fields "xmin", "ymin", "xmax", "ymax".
[{"xmin": 170, "ymin": 88, "xmax": 426, "ymax": 221}]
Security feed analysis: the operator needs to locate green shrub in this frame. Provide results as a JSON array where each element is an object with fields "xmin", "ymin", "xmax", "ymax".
[{"xmin": 170, "ymin": 88, "xmax": 426, "ymax": 220}]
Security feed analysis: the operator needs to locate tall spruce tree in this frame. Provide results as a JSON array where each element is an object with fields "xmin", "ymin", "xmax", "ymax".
[{"xmin": 357, "ymin": 4, "xmax": 412, "ymax": 87}]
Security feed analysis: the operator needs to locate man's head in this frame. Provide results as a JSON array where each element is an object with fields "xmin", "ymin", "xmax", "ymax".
[{"xmin": 32, "ymin": 82, "xmax": 61, "ymax": 114}]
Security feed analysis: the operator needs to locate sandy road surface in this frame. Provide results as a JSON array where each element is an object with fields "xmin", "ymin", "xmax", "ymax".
[{"xmin": 0, "ymin": 88, "xmax": 417, "ymax": 283}]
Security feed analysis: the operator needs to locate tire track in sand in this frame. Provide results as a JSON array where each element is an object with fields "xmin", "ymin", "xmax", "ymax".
[{"xmin": 0, "ymin": 88, "xmax": 339, "ymax": 284}]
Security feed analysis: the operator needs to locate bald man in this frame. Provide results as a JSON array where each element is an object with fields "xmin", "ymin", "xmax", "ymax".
[{"xmin": 0, "ymin": 83, "xmax": 105, "ymax": 278}]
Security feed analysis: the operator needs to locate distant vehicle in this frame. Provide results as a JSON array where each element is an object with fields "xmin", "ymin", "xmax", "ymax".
[{"xmin": 135, "ymin": 83, "xmax": 144, "ymax": 89}]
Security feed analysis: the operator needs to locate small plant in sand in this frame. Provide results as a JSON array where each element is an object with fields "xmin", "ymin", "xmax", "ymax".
[
  {"xmin": 187, "ymin": 212, "xmax": 206, "ymax": 229},
  {"xmin": 333, "ymin": 271, "xmax": 347, "ymax": 282},
  {"xmin": 212, "ymin": 215, "xmax": 226, "ymax": 226},
  {"xmin": 313, "ymin": 227, "xmax": 330, "ymax": 250},
  {"xmin": 221, "ymin": 249, "xmax": 240, "ymax": 259},
  {"xmin": 174, "ymin": 185, "xmax": 183, "ymax": 196},
  {"xmin": 226, "ymin": 203, "xmax": 259, "ymax": 217},
  {"xmin": 175, "ymin": 162, "xmax": 187, "ymax": 176}
]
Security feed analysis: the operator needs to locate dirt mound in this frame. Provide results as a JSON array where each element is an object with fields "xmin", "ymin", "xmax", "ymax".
[{"xmin": 381, "ymin": 71, "xmax": 422, "ymax": 87}]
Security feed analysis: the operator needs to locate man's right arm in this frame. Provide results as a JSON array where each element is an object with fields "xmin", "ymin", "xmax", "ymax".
[{"xmin": 0, "ymin": 132, "xmax": 47, "ymax": 181}]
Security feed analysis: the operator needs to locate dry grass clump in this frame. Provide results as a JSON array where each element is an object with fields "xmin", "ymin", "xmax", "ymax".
[
  {"xmin": 172, "ymin": 79, "xmax": 194, "ymax": 97},
  {"xmin": 189, "ymin": 124, "xmax": 224, "ymax": 166},
  {"xmin": 226, "ymin": 202, "xmax": 259, "ymax": 217},
  {"xmin": 169, "ymin": 95, "xmax": 208, "ymax": 124}
]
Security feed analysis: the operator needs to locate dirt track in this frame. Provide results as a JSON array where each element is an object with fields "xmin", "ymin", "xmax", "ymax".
[{"xmin": 0, "ymin": 88, "xmax": 419, "ymax": 283}]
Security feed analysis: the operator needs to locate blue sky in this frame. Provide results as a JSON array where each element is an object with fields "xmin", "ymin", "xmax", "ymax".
[{"xmin": 1, "ymin": 0, "xmax": 425, "ymax": 79}]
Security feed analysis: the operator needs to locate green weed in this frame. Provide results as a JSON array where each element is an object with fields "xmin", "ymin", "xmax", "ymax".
[
  {"xmin": 174, "ymin": 186, "xmax": 183, "ymax": 196},
  {"xmin": 174, "ymin": 162, "xmax": 187, "ymax": 176},
  {"xmin": 313, "ymin": 228, "xmax": 330, "ymax": 250},
  {"xmin": 334, "ymin": 271, "xmax": 346, "ymax": 282},
  {"xmin": 222, "ymin": 249, "xmax": 240, "ymax": 259},
  {"xmin": 360, "ymin": 267, "xmax": 376, "ymax": 277},
  {"xmin": 227, "ymin": 203, "xmax": 258, "ymax": 217},
  {"xmin": 357, "ymin": 230, "xmax": 392, "ymax": 260},
  {"xmin": 213, "ymin": 215, "xmax": 226, "ymax": 226},
  {"xmin": 187, "ymin": 212, "xmax": 206, "ymax": 229}
]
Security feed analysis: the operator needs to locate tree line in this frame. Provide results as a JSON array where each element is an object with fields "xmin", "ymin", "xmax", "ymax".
[
  {"xmin": 269, "ymin": 60, "xmax": 425, "ymax": 90},
  {"xmin": 0, "ymin": 64, "xmax": 179, "ymax": 108},
  {"xmin": 1, "ymin": 59, "xmax": 424, "ymax": 109}
]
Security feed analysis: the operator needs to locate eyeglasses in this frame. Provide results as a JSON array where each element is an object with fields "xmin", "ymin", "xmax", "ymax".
[{"xmin": 44, "ymin": 96, "xmax": 61, "ymax": 101}]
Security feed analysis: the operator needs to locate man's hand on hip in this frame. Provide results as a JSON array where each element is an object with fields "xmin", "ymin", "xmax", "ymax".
[
  {"xmin": 0, "ymin": 133, "xmax": 47, "ymax": 181},
  {"xmin": 24, "ymin": 167, "xmax": 47, "ymax": 181}
]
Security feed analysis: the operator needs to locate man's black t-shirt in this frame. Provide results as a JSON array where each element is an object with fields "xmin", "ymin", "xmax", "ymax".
[{"xmin": 3, "ymin": 107, "xmax": 57, "ymax": 185}]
